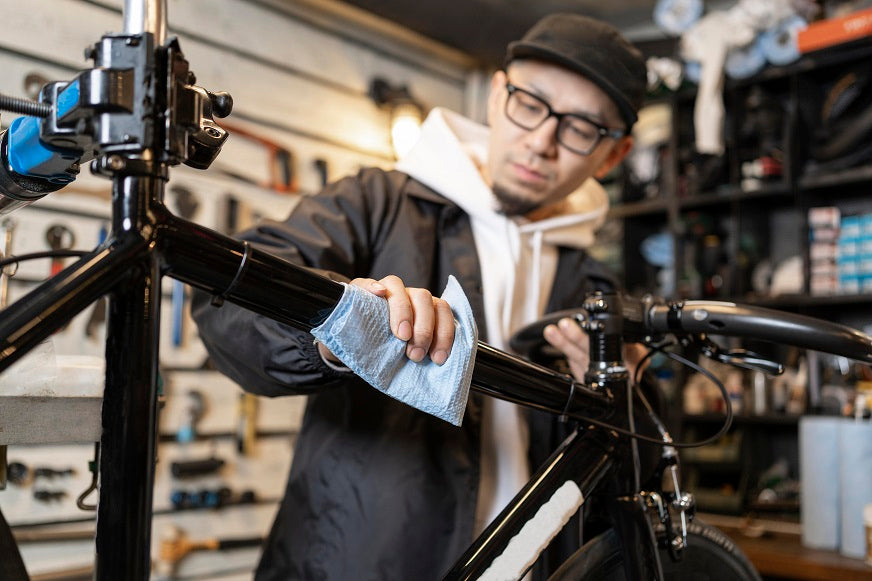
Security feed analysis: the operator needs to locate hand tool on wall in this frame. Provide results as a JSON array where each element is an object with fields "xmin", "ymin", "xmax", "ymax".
[
  {"xmin": 5, "ymin": 461, "xmax": 29, "ymax": 486},
  {"xmin": 0, "ymin": 218, "xmax": 13, "ymax": 490},
  {"xmin": 223, "ymin": 195, "xmax": 240, "ymax": 234},
  {"xmin": 4, "ymin": 461, "xmax": 76, "ymax": 486},
  {"xmin": 76, "ymin": 442, "xmax": 99, "ymax": 511},
  {"xmin": 236, "ymin": 392, "xmax": 258, "ymax": 455},
  {"xmin": 176, "ymin": 389, "xmax": 205, "ymax": 444},
  {"xmin": 43, "ymin": 223, "xmax": 75, "ymax": 333},
  {"xmin": 170, "ymin": 185, "xmax": 199, "ymax": 220},
  {"xmin": 169, "ymin": 486, "xmax": 256, "ymax": 510},
  {"xmin": 155, "ymin": 524, "xmax": 263, "ymax": 580},
  {"xmin": 45, "ymin": 224, "xmax": 75, "ymax": 277},
  {"xmin": 33, "ymin": 489, "xmax": 67, "ymax": 502},
  {"xmin": 169, "ymin": 456, "xmax": 225, "ymax": 479},
  {"xmin": 170, "ymin": 277, "xmax": 186, "ymax": 345},
  {"xmin": 33, "ymin": 467, "xmax": 75, "ymax": 479},
  {"xmin": 0, "ymin": 217, "xmax": 16, "ymax": 307},
  {"xmin": 313, "ymin": 158, "xmax": 329, "ymax": 187},
  {"xmin": 169, "ymin": 186, "xmax": 199, "ymax": 347},
  {"xmin": 24, "ymin": 72, "xmax": 50, "ymax": 100},
  {"xmin": 215, "ymin": 120, "xmax": 297, "ymax": 193}
]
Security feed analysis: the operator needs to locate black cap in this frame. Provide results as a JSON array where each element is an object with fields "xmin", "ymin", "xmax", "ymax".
[{"xmin": 506, "ymin": 14, "xmax": 647, "ymax": 128}]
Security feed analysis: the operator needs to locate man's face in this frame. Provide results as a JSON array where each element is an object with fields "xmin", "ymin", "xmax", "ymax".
[{"xmin": 485, "ymin": 59, "xmax": 631, "ymax": 217}]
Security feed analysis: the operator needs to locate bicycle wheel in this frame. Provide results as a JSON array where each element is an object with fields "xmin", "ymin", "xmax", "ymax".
[{"xmin": 549, "ymin": 519, "xmax": 761, "ymax": 580}]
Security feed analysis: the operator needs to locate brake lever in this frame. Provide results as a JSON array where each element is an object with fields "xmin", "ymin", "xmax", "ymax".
[{"xmin": 697, "ymin": 337, "xmax": 784, "ymax": 376}]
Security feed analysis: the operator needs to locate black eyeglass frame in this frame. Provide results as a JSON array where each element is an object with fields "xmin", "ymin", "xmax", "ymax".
[{"xmin": 504, "ymin": 82, "xmax": 626, "ymax": 155}]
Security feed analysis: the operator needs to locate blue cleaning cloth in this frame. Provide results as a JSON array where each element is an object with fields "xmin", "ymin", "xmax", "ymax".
[{"xmin": 311, "ymin": 275, "xmax": 477, "ymax": 426}]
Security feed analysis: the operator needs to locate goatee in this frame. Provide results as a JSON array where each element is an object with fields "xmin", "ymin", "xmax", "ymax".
[{"xmin": 492, "ymin": 184, "xmax": 538, "ymax": 217}]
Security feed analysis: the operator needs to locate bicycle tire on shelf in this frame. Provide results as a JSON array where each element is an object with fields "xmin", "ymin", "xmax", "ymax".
[{"xmin": 548, "ymin": 519, "xmax": 761, "ymax": 581}]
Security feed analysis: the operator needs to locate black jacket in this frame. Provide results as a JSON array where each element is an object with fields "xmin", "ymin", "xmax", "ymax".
[{"xmin": 191, "ymin": 168, "xmax": 619, "ymax": 580}]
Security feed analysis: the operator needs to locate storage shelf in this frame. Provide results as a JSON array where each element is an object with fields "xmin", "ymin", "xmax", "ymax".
[
  {"xmin": 799, "ymin": 163, "xmax": 872, "ymax": 191},
  {"xmin": 677, "ymin": 192, "xmax": 733, "ymax": 210},
  {"xmin": 742, "ymin": 293, "xmax": 872, "ymax": 310},
  {"xmin": 608, "ymin": 197, "xmax": 668, "ymax": 219},
  {"xmin": 682, "ymin": 413, "xmax": 800, "ymax": 427},
  {"xmin": 616, "ymin": 37, "xmax": 872, "ymax": 524},
  {"xmin": 676, "ymin": 183, "xmax": 792, "ymax": 211},
  {"xmin": 727, "ymin": 38, "xmax": 872, "ymax": 88}
]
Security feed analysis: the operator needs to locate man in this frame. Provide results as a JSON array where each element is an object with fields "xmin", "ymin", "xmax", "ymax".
[{"xmin": 192, "ymin": 13, "xmax": 647, "ymax": 580}]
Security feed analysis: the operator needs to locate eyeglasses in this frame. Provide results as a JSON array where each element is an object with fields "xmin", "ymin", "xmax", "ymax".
[{"xmin": 504, "ymin": 82, "xmax": 626, "ymax": 155}]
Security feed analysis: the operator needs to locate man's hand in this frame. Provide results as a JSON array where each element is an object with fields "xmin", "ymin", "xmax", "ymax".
[
  {"xmin": 317, "ymin": 275, "xmax": 456, "ymax": 366},
  {"xmin": 543, "ymin": 317, "xmax": 649, "ymax": 382}
]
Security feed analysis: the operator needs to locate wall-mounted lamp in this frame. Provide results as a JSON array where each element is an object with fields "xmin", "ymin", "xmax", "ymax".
[{"xmin": 369, "ymin": 77, "xmax": 424, "ymax": 159}]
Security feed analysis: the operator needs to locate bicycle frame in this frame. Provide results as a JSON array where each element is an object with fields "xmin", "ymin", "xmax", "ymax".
[
  {"xmin": 2, "ymin": 3, "xmax": 871, "ymax": 581},
  {"xmin": 0, "ymin": 152, "xmax": 675, "ymax": 580},
  {"xmin": 0, "ymin": 169, "xmax": 662, "ymax": 578}
]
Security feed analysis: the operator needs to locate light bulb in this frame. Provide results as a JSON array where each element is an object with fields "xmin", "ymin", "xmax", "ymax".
[{"xmin": 390, "ymin": 102, "xmax": 422, "ymax": 159}]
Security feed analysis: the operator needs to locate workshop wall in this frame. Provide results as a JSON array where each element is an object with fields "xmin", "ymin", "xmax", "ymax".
[{"xmin": 0, "ymin": 1, "xmax": 482, "ymax": 578}]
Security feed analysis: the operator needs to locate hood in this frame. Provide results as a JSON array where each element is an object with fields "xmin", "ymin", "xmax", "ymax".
[{"xmin": 395, "ymin": 107, "xmax": 610, "ymax": 250}]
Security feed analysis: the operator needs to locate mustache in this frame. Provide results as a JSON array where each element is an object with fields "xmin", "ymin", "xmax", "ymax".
[{"xmin": 511, "ymin": 153, "xmax": 552, "ymax": 179}]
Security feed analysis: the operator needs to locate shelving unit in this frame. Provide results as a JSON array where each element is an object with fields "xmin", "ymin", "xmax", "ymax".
[{"xmin": 607, "ymin": 38, "xmax": 872, "ymax": 517}]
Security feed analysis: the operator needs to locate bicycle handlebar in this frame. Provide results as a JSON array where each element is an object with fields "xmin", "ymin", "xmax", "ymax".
[
  {"xmin": 512, "ymin": 295, "xmax": 872, "ymax": 365},
  {"xmin": 644, "ymin": 298, "xmax": 872, "ymax": 364}
]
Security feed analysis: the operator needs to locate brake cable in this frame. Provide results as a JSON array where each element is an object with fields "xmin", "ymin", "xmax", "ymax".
[{"xmin": 568, "ymin": 345, "xmax": 734, "ymax": 449}]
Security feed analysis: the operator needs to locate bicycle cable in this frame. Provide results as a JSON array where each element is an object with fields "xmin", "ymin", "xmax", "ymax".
[
  {"xmin": 0, "ymin": 249, "xmax": 90, "ymax": 273},
  {"xmin": 627, "ymin": 350, "xmax": 643, "ymax": 491},
  {"xmin": 571, "ymin": 345, "xmax": 734, "ymax": 449},
  {"xmin": 627, "ymin": 343, "xmax": 667, "ymax": 489}
]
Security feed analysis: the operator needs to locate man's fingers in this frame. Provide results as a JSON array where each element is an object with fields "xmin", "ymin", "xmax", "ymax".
[
  {"xmin": 350, "ymin": 277, "xmax": 388, "ymax": 297},
  {"xmin": 350, "ymin": 276, "xmax": 457, "ymax": 365},
  {"xmin": 544, "ymin": 318, "xmax": 588, "ymax": 360},
  {"xmin": 430, "ymin": 298, "xmax": 455, "ymax": 365},
  {"xmin": 378, "ymin": 275, "xmax": 414, "ymax": 341},
  {"xmin": 543, "ymin": 318, "xmax": 590, "ymax": 380},
  {"xmin": 405, "ymin": 288, "xmax": 435, "ymax": 362}
]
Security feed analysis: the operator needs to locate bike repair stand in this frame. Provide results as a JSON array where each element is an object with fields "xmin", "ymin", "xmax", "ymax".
[{"xmin": 0, "ymin": 2, "xmax": 229, "ymax": 577}]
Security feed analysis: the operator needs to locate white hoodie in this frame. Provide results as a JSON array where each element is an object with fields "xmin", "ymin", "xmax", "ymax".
[{"xmin": 395, "ymin": 107, "xmax": 610, "ymax": 534}]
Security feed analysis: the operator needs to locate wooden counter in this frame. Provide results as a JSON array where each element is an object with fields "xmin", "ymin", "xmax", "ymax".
[{"xmin": 700, "ymin": 514, "xmax": 872, "ymax": 580}]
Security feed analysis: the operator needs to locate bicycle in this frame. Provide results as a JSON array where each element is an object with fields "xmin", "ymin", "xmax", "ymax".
[{"xmin": 0, "ymin": 1, "xmax": 870, "ymax": 579}]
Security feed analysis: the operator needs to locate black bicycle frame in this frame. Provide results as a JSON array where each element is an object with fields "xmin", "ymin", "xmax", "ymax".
[{"xmin": 0, "ymin": 171, "xmax": 659, "ymax": 579}]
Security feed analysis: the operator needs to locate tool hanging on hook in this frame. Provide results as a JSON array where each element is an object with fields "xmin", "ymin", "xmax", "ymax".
[
  {"xmin": 217, "ymin": 120, "xmax": 297, "ymax": 194},
  {"xmin": 45, "ymin": 224, "xmax": 75, "ymax": 277}
]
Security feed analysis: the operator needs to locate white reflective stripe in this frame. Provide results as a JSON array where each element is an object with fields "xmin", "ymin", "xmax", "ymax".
[{"xmin": 477, "ymin": 480, "xmax": 585, "ymax": 581}]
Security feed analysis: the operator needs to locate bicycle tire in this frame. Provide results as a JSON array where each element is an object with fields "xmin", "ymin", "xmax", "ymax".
[{"xmin": 549, "ymin": 519, "xmax": 761, "ymax": 580}]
